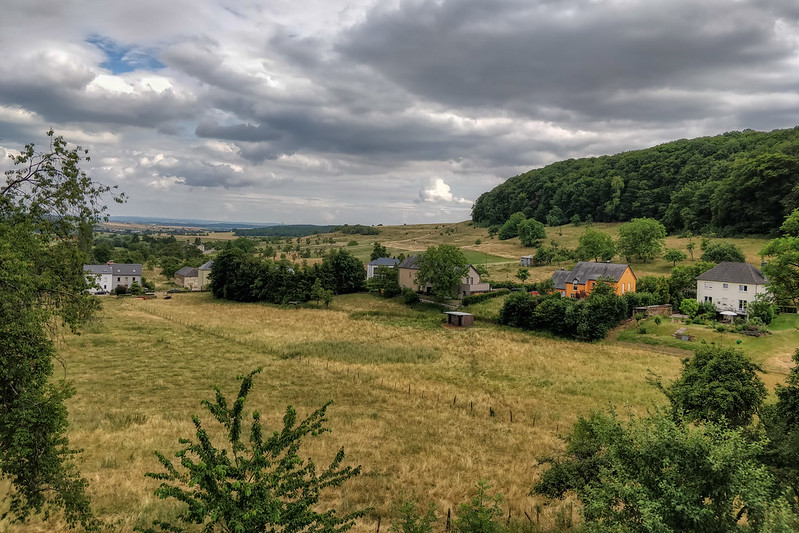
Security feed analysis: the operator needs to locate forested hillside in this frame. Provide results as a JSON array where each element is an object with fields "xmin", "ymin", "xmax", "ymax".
[{"xmin": 472, "ymin": 127, "xmax": 799, "ymax": 235}]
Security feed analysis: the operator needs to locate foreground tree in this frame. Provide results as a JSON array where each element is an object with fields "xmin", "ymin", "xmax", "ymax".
[
  {"xmin": 534, "ymin": 409, "xmax": 792, "ymax": 533},
  {"xmin": 144, "ymin": 369, "xmax": 367, "ymax": 532},
  {"xmin": 659, "ymin": 344, "xmax": 766, "ymax": 428},
  {"xmin": 415, "ymin": 245, "xmax": 469, "ymax": 299},
  {"xmin": 1, "ymin": 131, "xmax": 122, "ymax": 528}
]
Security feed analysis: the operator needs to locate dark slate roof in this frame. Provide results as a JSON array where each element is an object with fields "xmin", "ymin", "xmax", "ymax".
[
  {"xmin": 569, "ymin": 262, "xmax": 633, "ymax": 283},
  {"xmin": 696, "ymin": 262, "xmax": 767, "ymax": 284},
  {"xmin": 551, "ymin": 269, "xmax": 572, "ymax": 290},
  {"xmin": 83, "ymin": 263, "xmax": 142, "ymax": 276},
  {"xmin": 84, "ymin": 264, "xmax": 111, "ymax": 275},
  {"xmin": 368, "ymin": 257, "xmax": 400, "ymax": 267},
  {"xmin": 198, "ymin": 260, "xmax": 214, "ymax": 271},
  {"xmin": 111, "ymin": 263, "xmax": 142, "ymax": 276},
  {"xmin": 398, "ymin": 255, "xmax": 419, "ymax": 269},
  {"xmin": 175, "ymin": 266, "xmax": 199, "ymax": 277}
]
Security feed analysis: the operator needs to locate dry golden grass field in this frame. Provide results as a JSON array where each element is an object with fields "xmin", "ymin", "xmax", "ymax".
[
  {"xmin": 8, "ymin": 286, "xmax": 796, "ymax": 532},
  {"xmin": 3, "ymin": 292, "xmax": 694, "ymax": 532}
]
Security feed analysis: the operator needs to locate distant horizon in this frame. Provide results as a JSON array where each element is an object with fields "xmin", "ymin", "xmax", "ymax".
[{"xmin": 105, "ymin": 215, "xmax": 414, "ymax": 229}]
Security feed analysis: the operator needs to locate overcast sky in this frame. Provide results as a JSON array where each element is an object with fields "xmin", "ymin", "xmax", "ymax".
[{"xmin": 2, "ymin": 0, "xmax": 798, "ymax": 225}]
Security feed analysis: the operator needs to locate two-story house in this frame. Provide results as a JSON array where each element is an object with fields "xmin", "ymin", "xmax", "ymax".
[
  {"xmin": 398, "ymin": 255, "xmax": 490, "ymax": 297},
  {"xmin": 84, "ymin": 262, "xmax": 142, "ymax": 293},
  {"xmin": 551, "ymin": 262, "xmax": 637, "ymax": 298},
  {"xmin": 695, "ymin": 262, "xmax": 768, "ymax": 315}
]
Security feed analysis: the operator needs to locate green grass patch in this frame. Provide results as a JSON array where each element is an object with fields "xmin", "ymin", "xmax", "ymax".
[
  {"xmin": 281, "ymin": 340, "xmax": 440, "ymax": 364},
  {"xmin": 461, "ymin": 249, "xmax": 512, "ymax": 265},
  {"xmin": 768, "ymin": 313, "xmax": 799, "ymax": 331}
]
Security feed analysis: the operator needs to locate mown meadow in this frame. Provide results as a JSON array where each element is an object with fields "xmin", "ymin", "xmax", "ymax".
[{"xmin": 0, "ymin": 291, "xmax": 712, "ymax": 532}]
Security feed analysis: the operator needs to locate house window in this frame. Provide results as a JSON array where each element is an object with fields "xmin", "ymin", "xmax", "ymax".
[
  {"xmin": 573, "ymin": 281, "xmax": 578, "ymax": 291},
  {"xmin": 739, "ymin": 300, "xmax": 747, "ymax": 310},
  {"xmin": 723, "ymin": 283, "xmax": 728, "ymax": 289},
  {"xmin": 704, "ymin": 296, "xmax": 713, "ymax": 303},
  {"xmin": 704, "ymin": 282, "xmax": 713, "ymax": 289},
  {"xmin": 739, "ymin": 285, "xmax": 748, "ymax": 292},
  {"xmin": 117, "ymin": 277, "xmax": 120, "ymax": 282}
]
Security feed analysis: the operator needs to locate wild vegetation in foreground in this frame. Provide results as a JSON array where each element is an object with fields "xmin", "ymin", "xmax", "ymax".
[{"xmin": 2, "ymin": 292, "xmax": 697, "ymax": 531}]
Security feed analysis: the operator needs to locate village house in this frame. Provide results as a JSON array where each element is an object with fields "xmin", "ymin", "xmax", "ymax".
[
  {"xmin": 551, "ymin": 262, "xmax": 636, "ymax": 298},
  {"xmin": 84, "ymin": 262, "xmax": 142, "ymax": 293},
  {"xmin": 520, "ymin": 255, "xmax": 534, "ymax": 267},
  {"xmin": 366, "ymin": 257, "xmax": 400, "ymax": 279},
  {"xmin": 398, "ymin": 255, "xmax": 490, "ymax": 297},
  {"xmin": 174, "ymin": 260, "xmax": 214, "ymax": 290},
  {"xmin": 695, "ymin": 262, "xmax": 768, "ymax": 316}
]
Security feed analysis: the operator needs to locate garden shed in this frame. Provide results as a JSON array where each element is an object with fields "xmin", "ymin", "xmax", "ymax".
[{"xmin": 445, "ymin": 311, "xmax": 474, "ymax": 327}]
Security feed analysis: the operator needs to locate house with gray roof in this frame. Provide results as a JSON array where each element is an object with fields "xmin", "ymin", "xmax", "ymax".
[
  {"xmin": 83, "ymin": 262, "xmax": 142, "ymax": 293},
  {"xmin": 398, "ymin": 254, "xmax": 490, "ymax": 297},
  {"xmin": 551, "ymin": 262, "xmax": 636, "ymax": 298},
  {"xmin": 174, "ymin": 260, "xmax": 214, "ymax": 290},
  {"xmin": 366, "ymin": 257, "xmax": 400, "ymax": 279},
  {"xmin": 696, "ymin": 262, "xmax": 768, "ymax": 315}
]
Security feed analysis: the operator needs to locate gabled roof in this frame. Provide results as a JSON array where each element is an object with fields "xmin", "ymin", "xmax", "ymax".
[
  {"xmin": 696, "ymin": 262, "xmax": 767, "ymax": 285},
  {"xmin": 398, "ymin": 255, "xmax": 419, "ymax": 269},
  {"xmin": 175, "ymin": 266, "xmax": 199, "ymax": 277},
  {"xmin": 198, "ymin": 260, "xmax": 214, "ymax": 271},
  {"xmin": 111, "ymin": 263, "xmax": 142, "ymax": 276},
  {"xmin": 368, "ymin": 257, "xmax": 400, "ymax": 267},
  {"xmin": 569, "ymin": 262, "xmax": 633, "ymax": 284},
  {"xmin": 84, "ymin": 264, "xmax": 111, "ymax": 275},
  {"xmin": 551, "ymin": 269, "xmax": 572, "ymax": 290},
  {"xmin": 83, "ymin": 263, "xmax": 142, "ymax": 276}
]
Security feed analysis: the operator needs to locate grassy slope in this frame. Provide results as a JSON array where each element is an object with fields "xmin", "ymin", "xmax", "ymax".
[{"xmin": 9, "ymin": 292, "xmax": 693, "ymax": 532}]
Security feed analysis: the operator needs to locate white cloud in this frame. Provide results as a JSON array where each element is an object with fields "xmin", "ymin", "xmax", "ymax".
[
  {"xmin": 419, "ymin": 178, "xmax": 472, "ymax": 205},
  {"xmin": 1, "ymin": 0, "xmax": 798, "ymax": 224}
]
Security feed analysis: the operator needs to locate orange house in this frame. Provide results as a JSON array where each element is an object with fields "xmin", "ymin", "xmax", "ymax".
[{"xmin": 552, "ymin": 262, "xmax": 637, "ymax": 298}]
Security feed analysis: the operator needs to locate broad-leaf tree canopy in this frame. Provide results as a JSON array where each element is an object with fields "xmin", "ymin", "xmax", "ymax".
[
  {"xmin": 1, "ymin": 131, "xmax": 123, "ymax": 528},
  {"xmin": 472, "ymin": 126, "xmax": 799, "ymax": 236}
]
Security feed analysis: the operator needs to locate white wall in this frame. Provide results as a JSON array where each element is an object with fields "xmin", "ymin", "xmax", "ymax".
[{"xmin": 696, "ymin": 280, "xmax": 767, "ymax": 313}]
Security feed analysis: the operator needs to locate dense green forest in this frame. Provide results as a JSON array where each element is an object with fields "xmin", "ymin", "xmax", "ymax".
[
  {"xmin": 472, "ymin": 126, "xmax": 799, "ymax": 235},
  {"xmin": 232, "ymin": 224, "xmax": 336, "ymax": 237}
]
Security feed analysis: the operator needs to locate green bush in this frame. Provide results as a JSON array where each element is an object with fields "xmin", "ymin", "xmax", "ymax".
[
  {"xmin": 143, "ymin": 369, "xmax": 367, "ymax": 532},
  {"xmin": 402, "ymin": 288, "xmax": 420, "ymax": 304}
]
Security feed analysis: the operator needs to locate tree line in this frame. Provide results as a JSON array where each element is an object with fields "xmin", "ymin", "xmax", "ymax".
[
  {"xmin": 209, "ymin": 240, "xmax": 365, "ymax": 304},
  {"xmin": 472, "ymin": 126, "xmax": 799, "ymax": 236}
]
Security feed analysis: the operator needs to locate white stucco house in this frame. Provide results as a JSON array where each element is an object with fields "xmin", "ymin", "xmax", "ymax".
[
  {"xmin": 84, "ymin": 262, "xmax": 142, "ymax": 293},
  {"xmin": 695, "ymin": 262, "xmax": 768, "ymax": 316}
]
